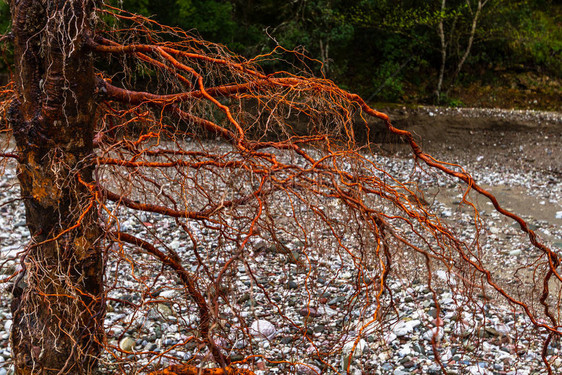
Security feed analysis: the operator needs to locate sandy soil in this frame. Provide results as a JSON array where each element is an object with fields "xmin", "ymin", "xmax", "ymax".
[{"xmin": 379, "ymin": 106, "xmax": 562, "ymax": 174}]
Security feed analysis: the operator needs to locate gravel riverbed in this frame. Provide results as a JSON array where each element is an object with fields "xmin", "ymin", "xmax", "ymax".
[{"xmin": 1, "ymin": 108, "xmax": 561, "ymax": 375}]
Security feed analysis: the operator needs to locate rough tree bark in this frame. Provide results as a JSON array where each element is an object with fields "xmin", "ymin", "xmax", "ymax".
[{"xmin": 8, "ymin": 1, "xmax": 103, "ymax": 374}]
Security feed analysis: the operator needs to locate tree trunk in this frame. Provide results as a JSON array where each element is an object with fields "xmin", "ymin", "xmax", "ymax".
[
  {"xmin": 446, "ymin": 0, "xmax": 488, "ymax": 95},
  {"xmin": 8, "ymin": 1, "xmax": 104, "ymax": 374},
  {"xmin": 435, "ymin": 0, "xmax": 447, "ymax": 102}
]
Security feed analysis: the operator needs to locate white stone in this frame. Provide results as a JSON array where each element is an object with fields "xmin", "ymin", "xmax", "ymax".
[
  {"xmin": 392, "ymin": 319, "xmax": 421, "ymax": 337},
  {"xmin": 170, "ymin": 239, "xmax": 181, "ymax": 250},
  {"xmin": 319, "ymin": 305, "xmax": 338, "ymax": 317},
  {"xmin": 482, "ymin": 341, "xmax": 495, "ymax": 352},
  {"xmin": 123, "ymin": 312, "xmax": 143, "ymax": 327},
  {"xmin": 442, "ymin": 209, "xmax": 452, "ymax": 217},
  {"xmin": 340, "ymin": 271, "xmax": 352, "ymax": 280},
  {"xmin": 342, "ymin": 339, "xmax": 367, "ymax": 356},
  {"xmin": 341, "ymin": 339, "xmax": 367, "ymax": 372},
  {"xmin": 159, "ymin": 289, "xmax": 177, "ymax": 299},
  {"xmin": 467, "ymin": 365, "xmax": 492, "ymax": 375},
  {"xmin": 398, "ymin": 343, "xmax": 412, "ymax": 357},
  {"xmin": 384, "ymin": 332, "xmax": 397, "ymax": 344},
  {"xmin": 250, "ymin": 320, "xmax": 277, "ymax": 340},
  {"xmin": 495, "ymin": 323, "xmax": 510, "ymax": 336},
  {"xmin": 441, "ymin": 348, "xmax": 453, "ymax": 361},
  {"xmin": 435, "ymin": 270, "xmax": 456, "ymax": 285},
  {"xmin": 509, "ymin": 249, "xmax": 522, "ymax": 257},
  {"xmin": 422, "ymin": 327, "xmax": 444, "ymax": 341}
]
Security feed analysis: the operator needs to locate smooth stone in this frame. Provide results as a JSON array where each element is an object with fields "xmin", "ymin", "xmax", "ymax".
[
  {"xmin": 280, "ymin": 336, "xmax": 293, "ymax": 344},
  {"xmin": 155, "ymin": 304, "xmax": 173, "ymax": 317},
  {"xmin": 342, "ymin": 339, "xmax": 367, "ymax": 357},
  {"xmin": 170, "ymin": 239, "xmax": 181, "ymax": 250},
  {"xmin": 158, "ymin": 290, "xmax": 177, "ymax": 299},
  {"xmin": 423, "ymin": 327, "xmax": 444, "ymax": 341},
  {"xmin": 298, "ymin": 307, "xmax": 321, "ymax": 318},
  {"xmin": 340, "ymin": 271, "xmax": 352, "ymax": 280},
  {"xmin": 399, "ymin": 356, "xmax": 412, "ymax": 364},
  {"xmin": 393, "ymin": 319, "xmax": 421, "ymax": 337},
  {"xmin": 398, "ymin": 344, "xmax": 412, "ymax": 357},
  {"xmin": 295, "ymin": 364, "xmax": 321, "ymax": 375},
  {"xmin": 413, "ymin": 343, "xmax": 425, "ymax": 355},
  {"xmin": 163, "ymin": 338, "xmax": 177, "ymax": 346},
  {"xmin": 313, "ymin": 324, "xmax": 325, "ymax": 333},
  {"xmin": 119, "ymin": 337, "xmax": 136, "ymax": 352},
  {"xmin": 250, "ymin": 320, "xmax": 277, "ymax": 339},
  {"xmin": 403, "ymin": 360, "xmax": 416, "ymax": 368},
  {"xmin": 381, "ymin": 363, "xmax": 392, "ymax": 371}
]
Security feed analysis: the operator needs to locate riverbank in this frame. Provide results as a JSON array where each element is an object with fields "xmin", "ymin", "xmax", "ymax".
[{"xmin": 372, "ymin": 105, "xmax": 562, "ymax": 176}]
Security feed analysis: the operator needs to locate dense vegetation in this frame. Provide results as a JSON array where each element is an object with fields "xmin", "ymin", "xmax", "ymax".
[{"xmin": 1, "ymin": 0, "xmax": 560, "ymax": 108}]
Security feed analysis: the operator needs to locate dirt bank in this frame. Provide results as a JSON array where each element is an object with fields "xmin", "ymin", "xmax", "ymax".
[
  {"xmin": 372, "ymin": 105, "xmax": 562, "ymax": 249},
  {"xmin": 375, "ymin": 106, "xmax": 562, "ymax": 176}
]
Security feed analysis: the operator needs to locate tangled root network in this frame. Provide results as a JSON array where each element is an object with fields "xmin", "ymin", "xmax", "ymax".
[{"xmin": 1, "ymin": 4, "xmax": 561, "ymax": 375}]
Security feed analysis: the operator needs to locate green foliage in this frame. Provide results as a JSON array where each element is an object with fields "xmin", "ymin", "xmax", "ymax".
[
  {"xmin": 0, "ymin": 0, "xmax": 559, "ymax": 105},
  {"xmin": 439, "ymin": 94, "xmax": 465, "ymax": 108},
  {"xmin": 255, "ymin": 0, "xmax": 357, "ymax": 77},
  {"xmin": 371, "ymin": 61, "xmax": 404, "ymax": 102},
  {"xmin": 509, "ymin": 7, "xmax": 562, "ymax": 76},
  {"xmin": 350, "ymin": 0, "xmax": 441, "ymax": 31},
  {"xmin": 115, "ymin": 0, "xmax": 242, "ymax": 49},
  {"xmin": 0, "ymin": 1, "xmax": 11, "ymax": 77},
  {"xmin": 472, "ymin": 0, "xmax": 561, "ymax": 76},
  {"xmin": 0, "ymin": 1, "xmax": 9, "ymax": 34}
]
